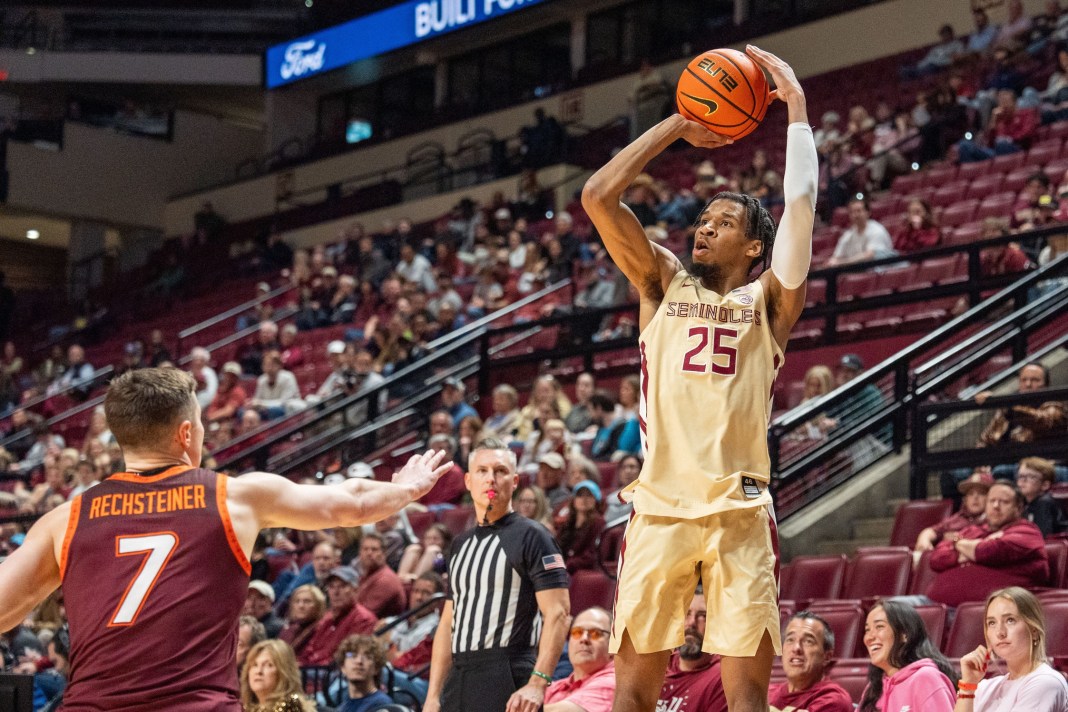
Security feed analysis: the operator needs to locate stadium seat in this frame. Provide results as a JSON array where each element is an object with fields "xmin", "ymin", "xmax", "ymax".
[
  {"xmin": 947, "ymin": 222, "xmax": 984, "ymax": 246},
  {"xmin": 931, "ymin": 180, "xmax": 970, "ymax": 208},
  {"xmin": 1027, "ymin": 139, "xmax": 1064, "ymax": 166},
  {"xmin": 1044, "ymin": 539, "xmax": 1068, "ymax": 588},
  {"xmin": 780, "ymin": 555, "xmax": 847, "ymax": 605},
  {"xmin": 915, "ymin": 603, "xmax": 948, "ymax": 651},
  {"xmin": 1045, "ymin": 600, "xmax": 1068, "ymax": 659},
  {"xmin": 940, "ymin": 199, "xmax": 979, "ymax": 228},
  {"xmin": 1045, "ymin": 120, "xmax": 1068, "ymax": 141},
  {"xmin": 944, "ymin": 601, "xmax": 987, "ymax": 656},
  {"xmin": 1003, "ymin": 165, "xmax": 1046, "ymax": 193},
  {"xmin": 990, "ymin": 152, "xmax": 1026, "ymax": 174},
  {"xmin": 888, "ymin": 499, "xmax": 954, "ymax": 548},
  {"xmin": 891, "ymin": 172, "xmax": 924, "ymax": 194},
  {"xmin": 837, "ymin": 273, "xmax": 879, "ymax": 301},
  {"xmin": 975, "ymin": 192, "xmax": 1017, "ymax": 221},
  {"xmin": 869, "ymin": 197, "xmax": 901, "ymax": 222},
  {"xmin": 405, "ymin": 510, "xmax": 436, "ymax": 540},
  {"xmin": 827, "ymin": 659, "xmax": 871, "ymax": 704},
  {"xmin": 922, "ymin": 164, "xmax": 958, "ymax": 188},
  {"xmin": 957, "ymin": 160, "xmax": 993, "ymax": 181},
  {"xmin": 841, "ymin": 547, "xmax": 912, "ymax": 601},
  {"xmin": 440, "ymin": 506, "xmax": 474, "ymax": 536},
  {"xmin": 807, "ymin": 605, "xmax": 864, "ymax": 658},
  {"xmin": 805, "ymin": 280, "xmax": 826, "ymax": 307},
  {"xmin": 569, "ymin": 570, "xmax": 616, "ymax": 612},
  {"xmin": 965, "ymin": 173, "xmax": 1003, "ymax": 200},
  {"xmin": 1045, "ymin": 157, "xmax": 1068, "ymax": 182}
]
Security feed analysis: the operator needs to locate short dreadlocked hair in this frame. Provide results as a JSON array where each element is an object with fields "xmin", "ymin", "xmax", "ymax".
[{"xmin": 697, "ymin": 191, "xmax": 777, "ymax": 273}]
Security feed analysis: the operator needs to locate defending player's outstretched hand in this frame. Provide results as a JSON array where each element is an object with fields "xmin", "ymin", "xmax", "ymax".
[
  {"xmin": 393, "ymin": 449, "xmax": 453, "ymax": 500},
  {"xmin": 745, "ymin": 45, "xmax": 804, "ymax": 106}
]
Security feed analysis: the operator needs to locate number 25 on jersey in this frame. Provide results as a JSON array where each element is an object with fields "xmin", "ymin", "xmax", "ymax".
[{"xmin": 681, "ymin": 326, "xmax": 738, "ymax": 376}]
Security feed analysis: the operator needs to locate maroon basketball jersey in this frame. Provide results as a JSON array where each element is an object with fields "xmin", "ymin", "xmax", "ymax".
[{"xmin": 60, "ymin": 466, "xmax": 250, "ymax": 711}]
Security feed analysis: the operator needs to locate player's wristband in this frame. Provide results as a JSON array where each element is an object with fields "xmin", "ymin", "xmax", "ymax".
[{"xmin": 530, "ymin": 670, "xmax": 552, "ymax": 685}]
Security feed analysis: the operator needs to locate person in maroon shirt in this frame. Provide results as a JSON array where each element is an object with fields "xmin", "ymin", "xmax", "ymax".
[
  {"xmin": 298, "ymin": 566, "xmax": 378, "ymax": 667},
  {"xmin": 354, "ymin": 532, "xmax": 406, "ymax": 618},
  {"xmin": 0, "ymin": 367, "xmax": 450, "ymax": 711},
  {"xmin": 278, "ymin": 583, "xmax": 326, "ymax": 660},
  {"xmin": 658, "ymin": 593, "xmax": 728, "ymax": 712},
  {"xmin": 204, "ymin": 362, "xmax": 248, "ymax": 425},
  {"xmin": 892, "ymin": 199, "xmax": 941, "ymax": 254},
  {"xmin": 768, "ymin": 612, "xmax": 853, "ymax": 712},
  {"xmin": 420, "ymin": 434, "xmax": 467, "ymax": 506},
  {"xmin": 926, "ymin": 480, "xmax": 1049, "ymax": 608},
  {"xmin": 914, "ymin": 472, "xmax": 991, "ymax": 552}
]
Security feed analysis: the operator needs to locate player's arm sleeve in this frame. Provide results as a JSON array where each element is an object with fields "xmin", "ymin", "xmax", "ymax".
[
  {"xmin": 521, "ymin": 523, "xmax": 571, "ymax": 591},
  {"xmin": 770, "ymin": 122, "xmax": 819, "ymax": 290}
]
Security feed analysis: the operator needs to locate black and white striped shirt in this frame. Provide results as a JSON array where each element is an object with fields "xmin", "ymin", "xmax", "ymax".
[{"xmin": 447, "ymin": 512, "xmax": 569, "ymax": 659}]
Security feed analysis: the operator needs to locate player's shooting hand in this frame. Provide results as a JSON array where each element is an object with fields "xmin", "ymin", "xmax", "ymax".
[
  {"xmin": 392, "ymin": 449, "xmax": 452, "ymax": 500},
  {"xmin": 673, "ymin": 115, "xmax": 733, "ymax": 149},
  {"xmin": 506, "ymin": 682, "xmax": 546, "ymax": 712},
  {"xmin": 745, "ymin": 45, "xmax": 804, "ymax": 105}
]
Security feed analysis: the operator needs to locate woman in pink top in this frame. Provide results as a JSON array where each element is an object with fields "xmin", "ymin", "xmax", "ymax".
[
  {"xmin": 859, "ymin": 599, "xmax": 956, "ymax": 712},
  {"xmin": 955, "ymin": 587, "xmax": 1068, "ymax": 712}
]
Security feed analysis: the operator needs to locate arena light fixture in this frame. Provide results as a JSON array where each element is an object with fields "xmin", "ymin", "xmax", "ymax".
[{"xmin": 26, "ymin": 229, "xmax": 40, "ymax": 240}]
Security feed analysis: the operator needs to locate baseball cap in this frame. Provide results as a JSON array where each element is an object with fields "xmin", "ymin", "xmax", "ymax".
[
  {"xmin": 1036, "ymin": 194, "xmax": 1059, "ymax": 210},
  {"xmin": 248, "ymin": 580, "xmax": 275, "ymax": 602},
  {"xmin": 325, "ymin": 566, "xmax": 359, "ymax": 587},
  {"xmin": 323, "ymin": 472, "xmax": 346, "ymax": 486},
  {"xmin": 321, "ymin": 266, "xmax": 338, "ymax": 277},
  {"xmin": 222, "ymin": 361, "xmax": 242, "ymax": 377},
  {"xmin": 442, "ymin": 377, "xmax": 465, "ymax": 392},
  {"xmin": 958, "ymin": 472, "xmax": 994, "ymax": 495},
  {"xmin": 574, "ymin": 480, "xmax": 603, "ymax": 503},
  {"xmin": 539, "ymin": 452, "xmax": 565, "ymax": 470},
  {"xmin": 839, "ymin": 354, "xmax": 864, "ymax": 371},
  {"xmin": 347, "ymin": 462, "xmax": 374, "ymax": 479},
  {"xmin": 327, "ymin": 340, "xmax": 346, "ymax": 355}
]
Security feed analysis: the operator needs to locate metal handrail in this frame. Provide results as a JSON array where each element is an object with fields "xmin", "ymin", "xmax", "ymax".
[
  {"xmin": 177, "ymin": 283, "xmax": 296, "ymax": 342},
  {"xmin": 373, "ymin": 593, "xmax": 446, "ymax": 637}
]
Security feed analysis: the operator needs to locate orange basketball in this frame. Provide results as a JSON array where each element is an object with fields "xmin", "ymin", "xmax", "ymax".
[{"xmin": 676, "ymin": 48, "xmax": 770, "ymax": 140}]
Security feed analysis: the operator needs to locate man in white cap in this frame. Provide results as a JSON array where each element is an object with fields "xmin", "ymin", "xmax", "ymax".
[
  {"xmin": 537, "ymin": 452, "xmax": 571, "ymax": 508},
  {"xmin": 244, "ymin": 580, "xmax": 284, "ymax": 639},
  {"xmin": 205, "ymin": 362, "xmax": 248, "ymax": 425},
  {"xmin": 188, "ymin": 347, "xmax": 218, "ymax": 410},
  {"xmin": 310, "ymin": 340, "xmax": 349, "ymax": 403}
]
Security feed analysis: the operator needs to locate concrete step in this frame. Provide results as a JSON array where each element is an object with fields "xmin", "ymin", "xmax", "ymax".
[
  {"xmin": 852, "ymin": 517, "xmax": 895, "ymax": 540},
  {"xmin": 815, "ymin": 537, "xmax": 888, "ymax": 556}
]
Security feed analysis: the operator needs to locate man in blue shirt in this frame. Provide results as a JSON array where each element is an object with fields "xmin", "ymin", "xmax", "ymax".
[
  {"xmin": 441, "ymin": 378, "xmax": 478, "ymax": 429},
  {"xmin": 335, "ymin": 635, "xmax": 393, "ymax": 712}
]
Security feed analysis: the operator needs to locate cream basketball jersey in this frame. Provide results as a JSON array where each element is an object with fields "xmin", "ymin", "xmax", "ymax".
[{"xmin": 620, "ymin": 270, "xmax": 782, "ymax": 518}]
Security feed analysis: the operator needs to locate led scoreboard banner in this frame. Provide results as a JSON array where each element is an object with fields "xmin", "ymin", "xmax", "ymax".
[{"xmin": 265, "ymin": 0, "xmax": 548, "ymax": 88}]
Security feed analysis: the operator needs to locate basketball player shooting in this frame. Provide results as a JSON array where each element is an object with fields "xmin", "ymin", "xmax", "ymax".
[
  {"xmin": 0, "ymin": 368, "xmax": 451, "ymax": 710},
  {"xmin": 580, "ymin": 46, "xmax": 817, "ymax": 712}
]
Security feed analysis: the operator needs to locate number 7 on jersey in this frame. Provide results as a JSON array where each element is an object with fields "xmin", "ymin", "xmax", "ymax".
[{"xmin": 109, "ymin": 532, "xmax": 179, "ymax": 627}]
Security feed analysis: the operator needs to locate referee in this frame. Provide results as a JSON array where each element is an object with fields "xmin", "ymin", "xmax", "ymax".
[{"xmin": 424, "ymin": 438, "xmax": 571, "ymax": 712}]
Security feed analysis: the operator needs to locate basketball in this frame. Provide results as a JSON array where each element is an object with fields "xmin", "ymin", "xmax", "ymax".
[{"xmin": 676, "ymin": 48, "xmax": 770, "ymax": 140}]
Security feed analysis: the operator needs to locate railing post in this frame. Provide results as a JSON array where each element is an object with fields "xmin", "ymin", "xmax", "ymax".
[
  {"xmin": 477, "ymin": 330, "xmax": 490, "ymax": 397},
  {"xmin": 893, "ymin": 364, "xmax": 909, "ymax": 453},
  {"xmin": 967, "ymin": 246, "xmax": 982, "ymax": 307},
  {"xmin": 823, "ymin": 272, "xmax": 838, "ymax": 345},
  {"xmin": 909, "ymin": 406, "xmax": 927, "ymax": 501}
]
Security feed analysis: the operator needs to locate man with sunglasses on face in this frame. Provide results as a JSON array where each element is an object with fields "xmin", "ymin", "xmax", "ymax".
[{"xmin": 544, "ymin": 607, "xmax": 617, "ymax": 712}]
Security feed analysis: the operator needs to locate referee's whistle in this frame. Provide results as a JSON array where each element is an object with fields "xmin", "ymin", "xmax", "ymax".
[{"xmin": 487, "ymin": 489, "xmax": 497, "ymax": 499}]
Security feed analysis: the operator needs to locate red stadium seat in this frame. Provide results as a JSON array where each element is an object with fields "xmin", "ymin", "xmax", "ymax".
[
  {"xmin": 1044, "ymin": 539, "xmax": 1068, "ymax": 588},
  {"xmin": 1045, "ymin": 120, "xmax": 1068, "ymax": 141},
  {"xmin": 921, "ymin": 164, "xmax": 958, "ymax": 188},
  {"xmin": 889, "ymin": 499, "xmax": 954, "ymax": 548},
  {"xmin": 841, "ymin": 547, "xmax": 912, "ymax": 601},
  {"xmin": 944, "ymin": 601, "xmax": 987, "ymax": 656},
  {"xmin": 805, "ymin": 605, "xmax": 863, "ymax": 658},
  {"xmin": 975, "ymin": 192, "xmax": 1017, "ymax": 221},
  {"xmin": 780, "ymin": 555, "xmax": 847, "ymax": 605},
  {"xmin": 940, "ymin": 199, "xmax": 980, "ymax": 227},
  {"xmin": 1027, "ymin": 139, "xmax": 1064, "ymax": 166},
  {"xmin": 805, "ymin": 280, "xmax": 826, "ymax": 307},
  {"xmin": 1044, "ymin": 600, "xmax": 1068, "ymax": 659},
  {"xmin": 440, "ymin": 506, "xmax": 474, "ymax": 536},
  {"xmin": 990, "ymin": 152, "xmax": 1026, "ymax": 174},
  {"xmin": 891, "ymin": 172, "xmax": 924, "ymax": 194},
  {"xmin": 569, "ymin": 570, "xmax": 616, "ymax": 612},
  {"xmin": 965, "ymin": 173, "xmax": 1004, "ymax": 200},
  {"xmin": 916, "ymin": 603, "xmax": 948, "ymax": 651},
  {"xmin": 406, "ymin": 510, "xmax": 436, "ymax": 540},
  {"xmin": 827, "ymin": 659, "xmax": 872, "ymax": 704},
  {"xmin": 1045, "ymin": 157, "xmax": 1068, "ymax": 183},
  {"xmin": 947, "ymin": 222, "xmax": 984, "ymax": 246},
  {"xmin": 837, "ymin": 273, "xmax": 879, "ymax": 301},
  {"xmin": 931, "ymin": 180, "xmax": 971, "ymax": 208},
  {"xmin": 957, "ymin": 160, "xmax": 993, "ymax": 181}
]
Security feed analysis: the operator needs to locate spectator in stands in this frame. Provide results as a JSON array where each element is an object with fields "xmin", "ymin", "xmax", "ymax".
[
  {"xmin": 308, "ymin": 341, "xmax": 351, "ymax": 405},
  {"xmin": 658, "ymin": 592, "xmax": 726, "ymax": 712},
  {"xmin": 298, "ymin": 566, "xmax": 377, "ymax": 667},
  {"xmin": 828, "ymin": 197, "xmax": 897, "ymax": 266},
  {"xmin": 395, "ymin": 241, "xmax": 435, "ymax": 293},
  {"xmin": 894, "ymin": 199, "xmax": 942, "ymax": 253},
  {"xmin": 483, "ymin": 383, "xmax": 527, "ymax": 441},
  {"xmin": 440, "ymin": 377, "xmax": 477, "ymax": 427},
  {"xmin": 245, "ymin": 581, "xmax": 284, "ymax": 639},
  {"xmin": 995, "ymin": 0, "xmax": 1033, "ymax": 50},
  {"xmin": 354, "ymin": 533, "xmax": 406, "ymax": 619},
  {"xmin": 1016, "ymin": 456, "xmax": 1066, "ymax": 535},
  {"xmin": 740, "ymin": 149, "xmax": 783, "ymax": 207},
  {"xmin": 544, "ymin": 607, "xmax": 616, "ymax": 712},
  {"xmin": 69, "ymin": 456, "xmax": 101, "ymax": 498},
  {"xmin": 537, "ymin": 452, "xmax": 571, "ymax": 509},
  {"xmin": 371, "ymin": 512, "xmax": 414, "ymax": 572},
  {"xmin": 557, "ymin": 480, "xmax": 606, "ymax": 574},
  {"xmin": 428, "ymin": 410, "xmax": 454, "ymax": 438},
  {"xmin": 958, "ymin": 586, "xmax": 1068, "ymax": 711},
  {"xmin": 903, "ymin": 24, "xmax": 964, "ymax": 78},
  {"xmin": 790, "ymin": 365, "xmax": 837, "ymax": 441},
  {"xmin": 263, "ymin": 230, "xmax": 294, "ymax": 272},
  {"xmin": 958, "ymin": 88, "xmax": 1038, "ymax": 162},
  {"xmin": 927, "ymin": 480, "xmax": 1049, "ymax": 608},
  {"xmin": 397, "ymin": 525, "xmax": 451, "ymax": 584},
  {"xmin": 279, "ymin": 541, "xmax": 340, "ymax": 607},
  {"xmin": 10, "ymin": 421, "xmax": 64, "ymax": 476},
  {"xmin": 518, "ymin": 417, "xmax": 571, "ymax": 476},
  {"xmin": 205, "ymin": 362, "xmax": 247, "ymax": 425},
  {"xmin": 456, "ymin": 415, "xmax": 484, "ymax": 469},
  {"xmin": 276, "ymin": 325, "xmax": 303, "ymax": 371},
  {"xmin": 49, "ymin": 344, "xmax": 94, "ymax": 399},
  {"xmin": 567, "ymin": 455, "xmax": 599, "ymax": 490},
  {"xmin": 1039, "ymin": 47, "xmax": 1068, "ymax": 123},
  {"xmin": 249, "ymin": 351, "xmax": 303, "ymax": 420},
  {"xmin": 80, "ymin": 407, "xmax": 113, "ymax": 453},
  {"xmin": 187, "ymin": 347, "xmax": 218, "ymax": 410},
  {"xmin": 0, "ymin": 272, "xmax": 12, "ymax": 343},
  {"xmin": 967, "ymin": 8, "xmax": 1000, "ymax": 54},
  {"xmin": 1012, "ymin": 172, "xmax": 1052, "ymax": 226},
  {"xmin": 515, "ymin": 484, "xmax": 554, "ymax": 532},
  {"xmin": 813, "ymin": 111, "xmax": 843, "ymax": 156},
  {"xmin": 237, "ymin": 616, "xmax": 267, "ymax": 670},
  {"xmin": 520, "ymin": 107, "xmax": 565, "ymax": 169},
  {"xmin": 859, "ymin": 600, "xmax": 955, "ymax": 712},
  {"xmin": 974, "ymin": 362, "xmax": 1065, "ymax": 450},
  {"xmin": 239, "ymin": 321, "xmax": 280, "ymax": 377},
  {"xmin": 604, "ymin": 454, "xmax": 641, "ymax": 522},
  {"xmin": 384, "ymin": 571, "xmax": 444, "ymax": 662},
  {"xmin": 145, "ymin": 329, "xmax": 172, "ymax": 367},
  {"xmin": 565, "ymin": 373, "xmax": 596, "ymax": 434},
  {"xmin": 113, "ymin": 340, "xmax": 144, "ymax": 378},
  {"xmin": 240, "ymin": 639, "xmax": 315, "ymax": 712},
  {"xmin": 334, "ymin": 635, "xmax": 392, "ymax": 712},
  {"xmin": 978, "ymin": 216, "xmax": 1033, "ymax": 277},
  {"xmin": 916, "ymin": 472, "xmax": 992, "ymax": 552},
  {"xmin": 421, "ymin": 434, "xmax": 467, "ymax": 507},
  {"xmin": 588, "ymin": 391, "xmax": 640, "ymax": 462},
  {"xmin": 768, "ymin": 611, "xmax": 853, "ymax": 712},
  {"xmin": 279, "ymin": 584, "xmax": 326, "ymax": 660}
]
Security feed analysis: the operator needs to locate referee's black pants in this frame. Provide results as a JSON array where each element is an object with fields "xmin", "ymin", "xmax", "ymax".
[{"xmin": 441, "ymin": 648, "xmax": 536, "ymax": 712}]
